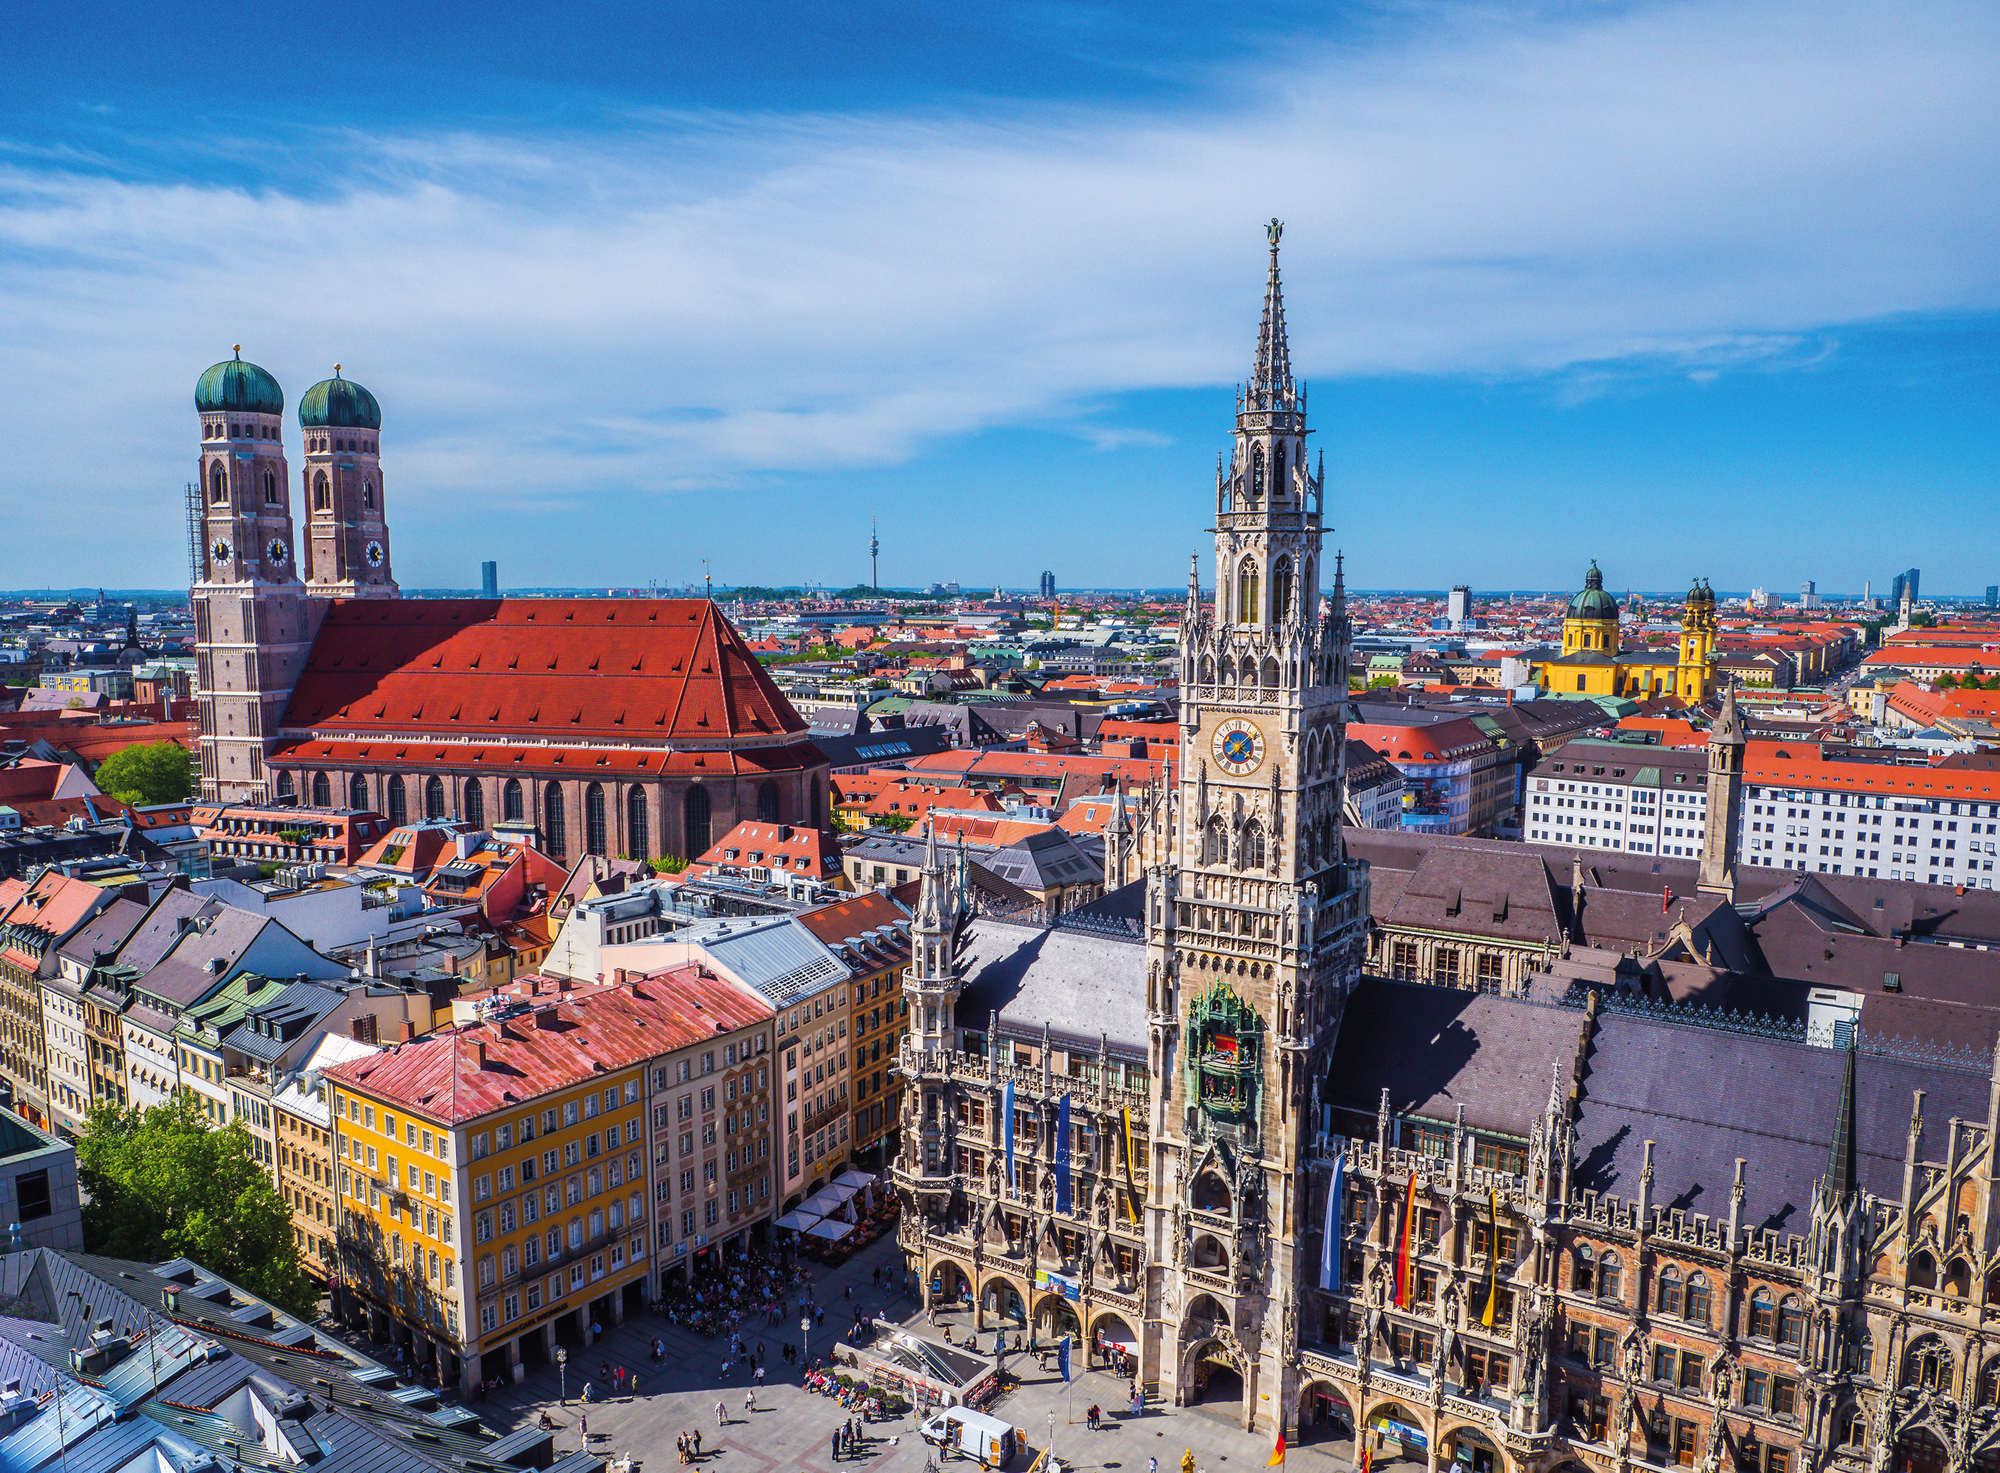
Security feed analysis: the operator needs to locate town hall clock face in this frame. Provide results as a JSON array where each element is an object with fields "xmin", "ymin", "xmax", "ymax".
[
  {"xmin": 364, "ymin": 540, "xmax": 385, "ymax": 568},
  {"xmin": 1213, "ymin": 718, "xmax": 1265, "ymax": 776}
]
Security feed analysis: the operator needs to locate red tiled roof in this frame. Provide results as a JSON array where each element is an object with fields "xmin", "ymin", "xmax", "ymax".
[
  {"xmin": 279, "ymin": 599, "xmax": 807, "ymax": 745},
  {"xmin": 685, "ymin": 820, "xmax": 842, "ymax": 881},
  {"xmin": 266, "ymin": 735, "xmax": 823, "ymax": 777},
  {"xmin": 1746, "ymin": 741, "xmax": 2000, "ymax": 801},
  {"xmin": 324, "ymin": 965, "xmax": 771, "ymax": 1124}
]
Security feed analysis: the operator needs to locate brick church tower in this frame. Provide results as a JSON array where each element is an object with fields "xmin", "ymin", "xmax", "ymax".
[
  {"xmin": 191, "ymin": 349, "xmax": 321, "ymax": 803},
  {"xmin": 299, "ymin": 369, "xmax": 398, "ymax": 598}
]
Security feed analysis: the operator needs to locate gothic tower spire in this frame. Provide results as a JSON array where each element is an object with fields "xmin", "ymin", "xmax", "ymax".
[{"xmin": 1250, "ymin": 218, "xmax": 1296, "ymax": 411}]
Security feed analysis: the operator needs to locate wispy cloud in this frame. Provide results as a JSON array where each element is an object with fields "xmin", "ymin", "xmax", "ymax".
[{"xmin": 0, "ymin": 0, "xmax": 1995, "ymax": 583}]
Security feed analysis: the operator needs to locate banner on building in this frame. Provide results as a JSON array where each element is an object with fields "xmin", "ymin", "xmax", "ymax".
[{"xmin": 1055, "ymin": 1093, "xmax": 1072, "ymax": 1215}]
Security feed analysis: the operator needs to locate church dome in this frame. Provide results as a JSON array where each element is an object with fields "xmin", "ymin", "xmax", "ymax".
[
  {"xmin": 1568, "ymin": 560, "xmax": 1619, "ymax": 620},
  {"xmin": 195, "ymin": 349, "xmax": 283, "ymax": 415},
  {"xmin": 298, "ymin": 370, "xmax": 382, "ymax": 431}
]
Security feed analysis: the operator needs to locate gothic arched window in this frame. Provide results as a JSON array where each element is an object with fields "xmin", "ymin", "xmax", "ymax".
[
  {"xmin": 210, "ymin": 463, "xmax": 227, "ymax": 503},
  {"xmin": 263, "ymin": 470, "xmax": 278, "ymax": 505},
  {"xmin": 1273, "ymin": 442, "xmax": 1286, "ymax": 498},
  {"xmin": 1237, "ymin": 560, "xmax": 1261, "ymax": 626},
  {"xmin": 387, "ymin": 775, "xmax": 408, "ymax": 825},
  {"xmin": 684, "ymin": 785, "xmax": 711, "ymax": 858},
  {"xmin": 627, "ymin": 787, "xmax": 650, "ymax": 860},
  {"xmin": 1904, "ymin": 1336, "xmax": 1952, "ymax": 1391},
  {"xmin": 424, "ymin": 775, "xmax": 445, "ymax": 820},
  {"xmin": 503, "ymin": 778, "xmax": 523, "ymax": 823},
  {"xmin": 274, "ymin": 770, "xmax": 295, "ymax": 802},
  {"xmin": 464, "ymin": 779, "xmax": 484, "ymax": 828},
  {"xmin": 1239, "ymin": 819, "xmax": 1265, "ymax": 872},
  {"xmin": 1250, "ymin": 445, "xmax": 1264, "ymax": 500},
  {"xmin": 311, "ymin": 771, "xmax": 330, "ymax": 807},
  {"xmin": 1777, "ymin": 1296, "xmax": 1806, "ymax": 1347},
  {"xmin": 1656, "ymin": 1265, "xmax": 1683, "ymax": 1318},
  {"xmin": 313, "ymin": 473, "xmax": 330, "ymax": 512},
  {"xmin": 1748, "ymin": 1287, "xmax": 1776, "ymax": 1339},
  {"xmin": 810, "ymin": 779, "xmax": 822, "ymax": 830},
  {"xmin": 584, "ymin": 782, "xmax": 607, "ymax": 856},
  {"xmin": 1685, "ymin": 1272, "xmax": 1711, "ymax": 1325},
  {"xmin": 1596, "ymin": 1252, "xmax": 1622, "ymax": 1302},
  {"xmin": 757, "ymin": 780, "xmax": 779, "ymax": 823},
  {"xmin": 1572, "ymin": 1245, "xmax": 1595, "ymax": 1294},
  {"xmin": 349, "ymin": 773, "xmax": 368, "ymax": 810},
  {"xmin": 363, "ymin": 482, "xmax": 375, "ymax": 510},
  {"xmin": 1204, "ymin": 816, "xmax": 1228, "ymax": 866},
  {"xmin": 1272, "ymin": 559, "xmax": 1293, "ymax": 623},
  {"xmin": 1261, "ymin": 656, "xmax": 1280, "ymax": 688},
  {"xmin": 543, "ymin": 784, "xmax": 567, "ymax": 857}
]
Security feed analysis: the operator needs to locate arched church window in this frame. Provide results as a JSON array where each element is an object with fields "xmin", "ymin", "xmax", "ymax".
[
  {"xmin": 1261, "ymin": 656, "xmax": 1279, "ymax": 688},
  {"xmin": 543, "ymin": 784, "xmax": 567, "ymax": 857},
  {"xmin": 263, "ymin": 470, "xmax": 278, "ymax": 505},
  {"xmin": 1250, "ymin": 445, "xmax": 1264, "ymax": 500},
  {"xmin": 311, "ymin": 771, "xmax": 330, "ymax": 807},
  {"xmin": 464, "ymin": 780, "xmax": 484, "ymax": 828},
  {"xmin": 757, "ymin": 780, "xmax": 779, "ymax": 823},
  {"xmin": 349, "ymin": 773, "xmax": 368, "ymax": 810},
  {"xmin": 1239, "ymin": 819, "xmax": 1265, "ymax": 871},
  {"xmin": 424, "ymin": 776, "xmax": 446, "ymax": 820},
  {"xmin": 387, "ymin": 775, "xmax": 407, "ymax": 825},
  {"xmin": 363, "ymin": 482, "xmax": 375, "ymax": 510},
  {"xmin": 502, "ymin": 778, "xmax": 523, "ymax": 823},
  {"xmin": 584, "ymin": 782, "xmax": 607, "ymax": 856},
  {"xmin": 1198, "ymin": 656, "xmax": 1215, "ymax": 685},
  {"xmin": 1203, "ymin": 816, "xmax": 1228, "ymax": 866},
  {"xmin": 810, "ymin": 779, "xmax": 822, "ymax": 830},
  {"xmin": 1237, "ymin": 560, "xmax": 1260, "ymax": 626},
  {"xmin": 627, "ymin": 787, "xmax": 650, "ymax": 859},
  {"xmin": 210, "ymin": 463, "xmax": 227, "ymax": 503},
  {"xmin": 1272, "ymin": 559, "xmax": 1293, "ymax": 623},
  {"xmin": 313, "ymin": 473, "xmax": 329, "ymax": 512},
  {"xmin": 275, "ymin": 770, "xmax": 295, "ymax": 802},
  {"xmin": 684, "ymin": 785, "xmax": 711, "ymax": 858},
  {"xmin": 1273, "ymin": 442, "xmax": 1286, "ymax": 498}
]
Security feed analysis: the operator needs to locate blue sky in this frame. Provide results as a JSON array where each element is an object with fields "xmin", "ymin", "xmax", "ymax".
[{"xmin": 3, "ymin": 0, "xmax": 1996, "ymax": 595}]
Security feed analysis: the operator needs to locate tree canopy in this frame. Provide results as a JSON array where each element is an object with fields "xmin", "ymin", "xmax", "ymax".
[
  {"xmin": 75, "ymin": 1096, "xmax": 318, "ymax": 1316},
  {"xmin": 92, "ymin": 740, "xmax": 193, "ymax": 806}
]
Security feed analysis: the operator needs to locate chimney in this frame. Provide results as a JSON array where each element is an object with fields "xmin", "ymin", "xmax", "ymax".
[
  {"xmin": 473, "ymin": 1040, "xmax": 487, "ymax": 1068},
  {"xmin": 613, "ymin": 968, "xmax": 628, "ymax": 986},
  {"xmin": 399, "ymin": 1019, "xmax": 417, "ymax": 1043}
]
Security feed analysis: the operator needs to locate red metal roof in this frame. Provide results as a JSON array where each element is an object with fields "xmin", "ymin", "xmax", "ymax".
[
  {"xmin": 279, "ymin": 599, "xmax": 808, "ymax": 745},
  {"xmin": 324, "ymin": 964, "xmax": 771, "ymax": 1125}
]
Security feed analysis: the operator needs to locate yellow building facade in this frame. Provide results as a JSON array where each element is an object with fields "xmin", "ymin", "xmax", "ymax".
[{"xmin": 1537, "ymin": 562, "xmax": 1716, "ymax": 700}]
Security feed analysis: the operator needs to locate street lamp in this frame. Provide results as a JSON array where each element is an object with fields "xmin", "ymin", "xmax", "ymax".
[
  {"xmin": 555, "ymin": 1346, "xmax": 568, "ymax": 1405},
  {"xmin": 1046, "ymin": 1410, "xmax": 1055, "ymax": 1468},
  {"xmin": 802, "ymin": 1314, "xmax": 813, "ymax": 1372}
]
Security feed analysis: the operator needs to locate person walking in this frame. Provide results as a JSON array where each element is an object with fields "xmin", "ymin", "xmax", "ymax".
[
  {"xmin": 745, "ymin": 1390, "xmax": 756, "ymax": 1415},
  {"xmin": 755, "ymin": 1363, "xmax": 766, "ymax": 1387},
  {"xmin": 577, "ymin": 1415, "xmax": 588, "ymax": 1446},
  {"xmin": 830, "ymin": 1430, "xmax": 841, "ymax": 1462},
  {"xmin": 715, "ymin": 1399, "xmax": 726, "ymax": 1428}
]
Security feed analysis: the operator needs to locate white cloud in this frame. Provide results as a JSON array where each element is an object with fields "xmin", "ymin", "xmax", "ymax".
[{"xmin": 1, "ymin": 0, "xmax": 1995, "ymax": 583}]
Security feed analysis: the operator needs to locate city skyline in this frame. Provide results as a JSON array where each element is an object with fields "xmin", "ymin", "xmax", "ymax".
[{"xmin": 4, "ymin": 0, "xmax": 1995, "ymax": 592}]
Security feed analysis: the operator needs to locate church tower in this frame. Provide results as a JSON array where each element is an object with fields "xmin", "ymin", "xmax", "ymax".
[
  {"xmin": 191, "ymin": 350, "xmax": 319, "ymax": 803},
  {"xmin": 1677, "ymin": 578, "xmax": 1717, "ymax": 698},
  {"xmin": 1144, "ymin": 222, "xmax": 1371, "ymax": 1428},
  {"xmin": 901, "ymin": 822, "xmax": 967, "ymax": 1222},
  {"xmin": 1698, "ymin": 680, "xmax": 1747, "ymax": 898},
  {"xmin": 299, "ymin": 369, "xmax": 397, "ymax": 598}
]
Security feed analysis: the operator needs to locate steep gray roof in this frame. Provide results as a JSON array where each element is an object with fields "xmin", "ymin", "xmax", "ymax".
[{"xmin": 952, "ymin": 916, "xmax": 1147, "ymax": 1054}]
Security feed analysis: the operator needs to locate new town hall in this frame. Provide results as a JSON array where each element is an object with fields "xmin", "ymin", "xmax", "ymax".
[{"xmin": 892, "ymin": 229, "xmax": 2000, "ymax": 1473}]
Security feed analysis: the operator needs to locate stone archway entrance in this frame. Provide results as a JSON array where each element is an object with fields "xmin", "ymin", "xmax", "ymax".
[
  {"xmin": 1187, "ymin": 1342, "xmax": 1241, "ymax": 1409},
  {"xmin": 1298, "ymin": 1381, "xmax": 1355, "ymax": 1445},
  {"xmin": 1441, "ymin": 1424, "xmax": 1504, "ymax": 1473},
  {"xmin": 1090, "ymin": 1311, "xmax": 1138, "ymax": 1374},
  {"xmin": 982, "ymin": 1277, "xmax": 1026, "ymax": 1329},
  {"xmin": 1364, "ymin": 1401, "xmax": 1429, "ymax": 1473},
  {"xmin": 928, "ymin": 1260, "xmax": 970, "ymax": 1310},
  {"xmin": 1036, "ymin": 1294, "xmax": 1081, "ymax": 1344}
]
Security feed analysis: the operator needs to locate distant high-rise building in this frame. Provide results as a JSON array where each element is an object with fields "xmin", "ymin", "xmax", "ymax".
[
  {"xmin": 1039, "ymin": 570, "xmax": 1056, "ymax": 600},
  {"xmin": 1907, "ymin": 567, "xmax": 1922, "ymax": 602},
  {"xmin": 1799, "ymin": 579, "xmax": 1820, "ymax": 611},
  {"xmin": 1987, "ymin": 585, "xmax": 1997, "ymax": 610},
  {"xmin": 1890, "ymin": 572, "xmax": 1908, "ymax": 607},
  {"xmin": 481, "ymin": 560, "xmax": 498, "ymax": 599}
]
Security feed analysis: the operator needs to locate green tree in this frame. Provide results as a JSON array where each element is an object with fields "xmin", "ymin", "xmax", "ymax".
[
  {"xmin": 75, "ymin": 1096, "xmax": 318, "ymax": 1316},
  {"xmin": 92, "ymin": 740, "xmax": 193, "ymax": 806},
  {"xmin": 875, "ymin": 812, "xmax": 916, "ymax": 833}
]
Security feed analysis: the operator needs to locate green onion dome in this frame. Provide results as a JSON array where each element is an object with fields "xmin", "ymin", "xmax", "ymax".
[
  {"xmin": 1568, "ymin": 560, "xmax": 1619, "ymax": 620},
  {"xmin": 298, "ymin": 368, "xmax": 382, "ymax": 431},
  {"xmin": 195, "ymin": 348, "xmax": 284, "ymax": 415}
]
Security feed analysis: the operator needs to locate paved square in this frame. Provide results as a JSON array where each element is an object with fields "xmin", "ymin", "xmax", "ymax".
[{"xmin": 453, "ymin": 1234, "xmax": 1357, "ymax": 1473}]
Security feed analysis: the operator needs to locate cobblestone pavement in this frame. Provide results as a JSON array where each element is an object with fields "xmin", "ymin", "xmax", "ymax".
[{"xmin": 383, "ymin": 1233, "xmax": 1355, "ymax": 1473}]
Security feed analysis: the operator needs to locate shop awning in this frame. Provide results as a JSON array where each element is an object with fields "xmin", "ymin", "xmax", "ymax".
[
  {"xmin": 773, "ymin": 1209, "xmax": 824, "ymax": 1232},
  {"xmin": 805, "ymin": 1217, "xmax": 855, "ymax": 1241},
  {"xmin": 801, "ymin": 1184, "xmax": 858, "ymax": 1218}
]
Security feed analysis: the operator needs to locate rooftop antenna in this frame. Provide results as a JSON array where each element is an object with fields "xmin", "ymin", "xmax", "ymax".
[
  {"xmin": 871, "ymin": 516, "xmax": 880, "ymax": 593},
  {"xmin": 704, "ymin": 559, "xmax": 712, "ymax": 600}
]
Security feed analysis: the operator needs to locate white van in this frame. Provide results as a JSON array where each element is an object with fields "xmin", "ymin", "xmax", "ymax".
[{"xmin": 920, "ymin": 1408, "xmax": 1019, "ymax": 1468}]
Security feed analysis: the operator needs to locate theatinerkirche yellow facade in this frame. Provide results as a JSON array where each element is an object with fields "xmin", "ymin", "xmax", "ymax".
[{"xmin": 1537, "ymin": 561, "xmax": 1716, "ymax": 700}]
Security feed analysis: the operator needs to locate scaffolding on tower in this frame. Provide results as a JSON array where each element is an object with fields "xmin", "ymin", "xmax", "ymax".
[{"xmin": 184, "ymin": 480, "xmax": 204, "ymax": 586}]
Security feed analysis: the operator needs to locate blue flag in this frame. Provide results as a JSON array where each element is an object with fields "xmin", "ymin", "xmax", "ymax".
[
  {"xmin": 1055, "ymin": 1094, "xmax": 1072, "ymax": 1214},
  {"xmin": 1003, "ymin": 1079, "xmax": 1015, "ymax": 1195},
  {"xmin": 1058, "ymin": 1335, "xmax": 1071, "ymax": 1384},
  {"xmin": 1320, "ymin": 1150, "xmax": 1345, "ymax": 1292}
]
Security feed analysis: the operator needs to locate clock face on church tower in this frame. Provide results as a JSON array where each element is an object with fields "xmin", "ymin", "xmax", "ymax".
[{"xmin": 1213, "ymin": 718, "xmax": 1265, "ymax": 776}]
